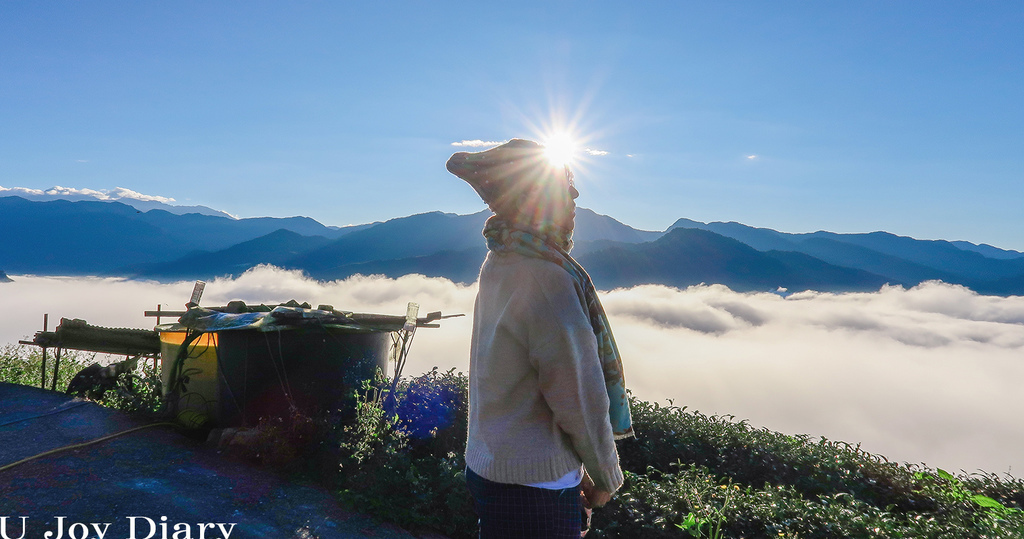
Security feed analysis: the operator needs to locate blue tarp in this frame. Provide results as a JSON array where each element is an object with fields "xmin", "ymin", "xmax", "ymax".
[{"xmin": 156, "ymin": 306, "xmax": 404, "ymax": 333}]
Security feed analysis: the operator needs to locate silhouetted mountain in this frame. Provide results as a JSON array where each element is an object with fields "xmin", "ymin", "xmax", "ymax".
[
  {"xmin": 0, "ymin": 196, "xmax": 362, "ymax": 275},
  {"xmin": 949, "ymin": 241, "xmax": 1024, "ymax": 260},
  {"xmin": 316, "ymin": 247, "xmax": 489, "ymax": 284},
  {"xmin": 669, "ymin": 218, "xmax": 1024, "ymax": 293},
  {"xmin": 288, "ymin": 207, "xmax": 661, "ymax": 279},
  {"xmin": 287, "ymin": 211, "xmax": 492, "ymax": 276},
  {"xmin": 122, "ymin": 205, "xmax": 659, "ymax": 282},
  {"xmin": 1, "ymin": 188, "xmax": 236, "ymax": 218},
  {"xmin": 0, "ymin": 196, "xmax": 664, "ymax": 280},
  {"xmin": 578, "ymin": 228, "xmax": 890, "ymax": 292},
  {"xmin": 129, "ymin": 229, "xmax": 332, "ymax": 280},
  {"xmin": 574, "ymin": 209, "xmax": 663, "ymax": 244},
  {"xmin": 803, "ymin": 231, "xmax": 1024, "ymax": 281},
  {"xmin": 130, "ymin": 208, "xmax": 355, "ymax": 249},
  {"xmin": 4, "ymin": 194, "xmax": 1024, "ymax": 295},
  {"xmin": 0, "ymin": 270, "xmax": 11, "ymax": 283},
  {"xmin": 792, "ymin": 237, "xmax": 961, "ymax": 285},
  {"xmin": 0, "ymin": 196, "xmax": 186, "ymax": 275},
  {"xmin": 669, "ymin": 218, "xmax": 798, "ymax": 251},
  {"xmin": 971, "ymin": 273, "xmax": 1024, "ymax": 296}
]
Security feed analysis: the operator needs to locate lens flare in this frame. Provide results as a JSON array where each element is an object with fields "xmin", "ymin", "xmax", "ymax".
[{"xmin": 543, "ymin": 133, "xmax": 578, "ymax": 167}]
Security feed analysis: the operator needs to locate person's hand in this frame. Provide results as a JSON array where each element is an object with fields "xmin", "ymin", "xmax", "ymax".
[
  {"xmin": 580, "ymin": 473, "xmax": 612, "ymax": 508},
  {"xmin": 582, "ymin": 486, "xmax": 612, "ymax": 508},
  {"xmin": 579, "ymin": 490, "xmax": 593, "ymax": 537}
]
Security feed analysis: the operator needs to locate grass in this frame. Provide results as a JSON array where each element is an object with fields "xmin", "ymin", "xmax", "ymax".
[
  {"xmin": 0, "ymin": 344, "xmax": 164, "ymax": 415},
  {"xmin": 0, "ymin": 343, "xmax": 97, "ymax": 391},
  {"xmin": 3, "ymin": 345, "xmax": 1023, "ymax": 537}
]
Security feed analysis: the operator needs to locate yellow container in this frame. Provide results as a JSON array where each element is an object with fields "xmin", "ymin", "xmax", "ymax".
[{"xmin": 159, "ymin": 331, "xmax": 220, "ymax": 421}]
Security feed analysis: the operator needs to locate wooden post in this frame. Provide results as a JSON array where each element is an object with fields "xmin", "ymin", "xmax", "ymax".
[
  {"xmin": 50, "ymin": 347, "xmax": 62, "ymax": 392},
  {"xmin": 155, "ymin": 304, "xmax": 163, "ymax": 370},
  {"xmin": 155, "ymin": 303, "xmax": 161, "ymax": 372},
  {"xmin": 40, "ymin": 314, "xmax": 48, "ymax": 389}
]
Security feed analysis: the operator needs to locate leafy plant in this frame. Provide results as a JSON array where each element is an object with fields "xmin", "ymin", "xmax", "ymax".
[
  {"xmin": 334, "ymin": 372, "xmax": 475, "ymax": 536},
  {"xmin": 0, "ymin": 344, "xmax": 95, "ymax": 391},
  {"xmin": 1, "ymin": 344, "xmax": 163, "ymax": 417},
  {"xmin": 6, "ymin": 345, "xmax": 1024, "ymax": 538},
  {"xmin": 93, "ymin": 360, "xmax": 164, "ymax": 416},
  {"xmin": 915, "ymin": 468, "xmax": 1024, "ymax": 531},
  {"xmin": 677, "ymin": 472, "xmax": 736, "ymax": 539}
]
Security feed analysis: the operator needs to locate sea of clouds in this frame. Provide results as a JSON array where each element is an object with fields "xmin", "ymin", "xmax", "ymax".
[{"xmin": 2, "ymin": 265, "xmax": 1022, "ymax": 475}]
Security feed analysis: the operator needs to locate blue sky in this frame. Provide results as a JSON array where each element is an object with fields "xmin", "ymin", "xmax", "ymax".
[{"xmin": 2, "ymin": 2, "xmax": 1023, "ymax": 249}]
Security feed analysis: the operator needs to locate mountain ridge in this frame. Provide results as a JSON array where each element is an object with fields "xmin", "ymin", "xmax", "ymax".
[
  {"xmin": 577, "ymin": 228, "xmax": 892, "ymax": 292},
  {"xmin": 0, "ymin": 187, "xmax": 236, "ymax": 219},
  {"xmin": 4, "ymin": 195, "xmax": 1023, "ymax": 295}
]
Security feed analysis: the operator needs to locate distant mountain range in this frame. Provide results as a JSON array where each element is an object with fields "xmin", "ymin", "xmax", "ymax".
[
  {"xmin": 0, "ymin": 186, "xmax": 237, "ymax": 218},
  {"xmin": 2, "ymin": 195, "xmax": 1023, "ymax": 295}
]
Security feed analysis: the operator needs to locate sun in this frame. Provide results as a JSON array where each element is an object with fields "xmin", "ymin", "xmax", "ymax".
[{"xmin": 542, "ymin": 132, "xmax": 579, "ymax": 168}]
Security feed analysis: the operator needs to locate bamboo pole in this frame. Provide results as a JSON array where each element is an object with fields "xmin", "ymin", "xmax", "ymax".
[
  {"xmin": 50, "ymin": 347, "xmax": 62, "ymax": 392},
  {"xmin": 40, "ymin": 314, "xmax": 48, "ymax": 389}
]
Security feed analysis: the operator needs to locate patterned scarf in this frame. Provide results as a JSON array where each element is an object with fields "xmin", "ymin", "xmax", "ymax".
[{"xmin": 483, "ymin": 216, "xmax": 634, "ymax": 439}]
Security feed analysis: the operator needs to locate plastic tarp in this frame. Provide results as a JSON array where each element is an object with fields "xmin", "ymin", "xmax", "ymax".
[{"xmin": 157, "ymin": 306, "xmax": 407, "ymax": 334}]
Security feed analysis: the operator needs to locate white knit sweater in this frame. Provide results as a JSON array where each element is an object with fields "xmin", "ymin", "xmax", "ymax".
[{"xmin": 465, "ymin": 251, "xmax": 625, "ymax": 493}]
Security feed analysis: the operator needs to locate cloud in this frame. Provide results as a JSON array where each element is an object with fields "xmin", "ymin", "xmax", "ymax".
[
  {"xmin": 45, "ymin": 186, "xmax": 114, "ymax": 199},
  {"xmin": 0, "ymin": 266, "xmax": 478, "ymax": 385},
  {"xmin": 746, "ymin": 155, "xmax": 758, "ymax": 159},
  {"xmin": 451, "ymin": 140, "xmax": 506, "ymax": 147},
  {"xmin": 2, "ymin": 270, "xmax": 1021, "ymax": 474},
  {"xmin": 0, "ymin": 185, "xmax": 176, "ymax": 203},
  {"xmin": 584, "ymin": 148, "xmax": 609, "ymax": 156},
  {"xmin": 601, "ymin": 281, "xmax": 1024, "ymax": 473},
  {"xmin": 0, "ymin": 186, "xmax": 45, "ymax": 196},
  {"xmin": 110, "ymin": 187, "xmax": 175, "ymax": 203}
]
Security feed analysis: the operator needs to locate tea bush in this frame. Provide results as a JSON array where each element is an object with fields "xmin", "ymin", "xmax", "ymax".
[
  {"xmin": 334, "ymin": 368, "xmax": 476, "ymax": 536},
  {"xmin": 5, "ymin": 346, "xmax": 1022, "ymax": 538},
  {"xmin": 332, "ymin": 372, "xmax": 1024, "ymax": 538}
]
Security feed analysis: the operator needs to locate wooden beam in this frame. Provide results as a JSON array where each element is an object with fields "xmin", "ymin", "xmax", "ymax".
[
  {"xmin": 40, "ymin": 314, "xmax": 48, "ymax": 389},
  {"xmin": 145, "ymin": 310, "xmax": 186, "ymax": 318}
]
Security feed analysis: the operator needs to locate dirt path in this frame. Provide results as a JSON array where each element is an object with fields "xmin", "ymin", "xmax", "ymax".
[{"xmin": 0, "ymin": 383, "xmax": 423, "ymax": 539}]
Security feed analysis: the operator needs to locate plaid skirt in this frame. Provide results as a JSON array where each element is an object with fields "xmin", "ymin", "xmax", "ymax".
[{"xmin": 466, "ymin": 467, "xmax": 584, "ymax": 538}]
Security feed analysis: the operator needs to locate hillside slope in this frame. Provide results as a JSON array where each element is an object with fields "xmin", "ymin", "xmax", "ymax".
[
  {"xmin": 5, "ymin": 194, "xmax": 1024, "ymax": 295},
  {"xmin": 578, "ymin": 228, "xmax": 891, "ymax": 292},
  {"xmin": 669, "ymin": 218, "xmax": 1024, "ymax": 294},
  {"xmin": 129, "ymin": 229, "xmax": 332, "ymax": 279}
]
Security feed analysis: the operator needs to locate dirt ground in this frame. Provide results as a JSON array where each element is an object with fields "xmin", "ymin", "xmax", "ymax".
[{"xmin": 0, "ymin": 382, "xmax": 428, "ymax": 539}]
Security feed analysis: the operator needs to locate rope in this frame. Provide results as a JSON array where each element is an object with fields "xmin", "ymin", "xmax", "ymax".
[
  {"xmin": 0, "ymin": 422, "xmax": 178, "ymax": 474},
  {"xmin": 0, "ymin": 401, "xmax": 89, "ymax": 428},
  {"xmin": 205, "ymin": 340, "xmax": 239, "ymax": 422},
  {"xmin": 275, "ymin": 330, "xmax": 296, "ymax": 403},
  {"xmin": 262, "ymin": 331, "xmax": 297, "ymax": 411},
  {"xmin": 168, "ymin": 329, "xmax": 203, "ymax": 396}
]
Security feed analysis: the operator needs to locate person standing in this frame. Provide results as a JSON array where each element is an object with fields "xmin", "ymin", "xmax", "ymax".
[{"xmin": 446, "ymin": 139, "xmax": 633, "ymax": 538}]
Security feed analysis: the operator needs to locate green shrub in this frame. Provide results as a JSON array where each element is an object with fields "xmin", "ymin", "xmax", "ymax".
[
  {"xmin": 0, "ymin": 344, "xmax": 94, "ymax": 391},
  {"xmin": 0, "ymin": 344, "xmax": 163, "ymax": 416},
  {"xmin": 335, "ymin": 371, "xmax": 475, "ymax": 537},
  {"xmin": 394, "ymin": 367, "xmax": 469, "ymax": 457},
  {"xmin": 343, "ymin": 382, "xmax": 1024, "ymax": 538},
  {"xmin": 327, "ymin": 374, "xmax": 1024, "ymax": 537},
  {"xmin": 7, "ymin": 344, "xmax": 1022, "ymax": 538}
]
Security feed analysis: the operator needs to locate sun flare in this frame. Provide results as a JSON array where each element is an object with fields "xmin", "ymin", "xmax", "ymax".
[{"xmin": 542, "ymin": 133, "xmax": 579, "ymax": 167}]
